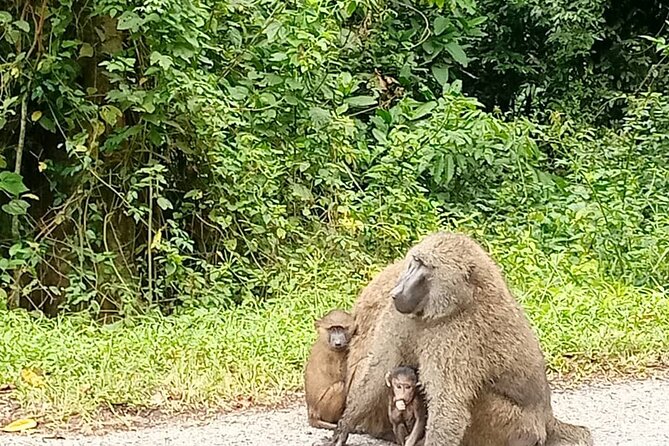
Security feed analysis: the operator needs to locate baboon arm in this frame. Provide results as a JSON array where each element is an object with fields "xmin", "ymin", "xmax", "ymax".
[
  {"xmin": 342, "ymin": 351, "xmax": 401, "ymax": 425},
  {"xmin": 405, "ymin": 408, "xmax": 426, "ymax": 446},
  {"xmin": 310, "ymin": 381, "xmax": 346, "ymax": 425},
  {"xmin": 394, "ymin": 424, "xmax": 408, "ymax": 445},
  {"xmin": 309, "ymin": 417, "xmax": 338, "ymax": 430},
  {"xmin": 320, "ymin": 343, "xmax": 404, "ymax": 446},
  {"xmin": 317, "ymin": 381, "xmax": 345, "ymax": 404},
  {"xmin": 422, "ymin": 357, "xmax": 480, "ymax": 446},
  {"xmin": 424, "ymin": 396, "xmax": 471, "ymax": 446}
]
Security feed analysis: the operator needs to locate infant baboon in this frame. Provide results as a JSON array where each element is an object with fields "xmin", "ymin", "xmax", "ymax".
[
  {"xmin": 322, "ymin": 232, "xmax": 592, "ymax": 446},
  {"xmin": 305, "ymin": 309, "xmax": 356, "ymax": 430},
  {"xmin": 385, "ymin": 366, "xmax": 426, "ymax": 446}
]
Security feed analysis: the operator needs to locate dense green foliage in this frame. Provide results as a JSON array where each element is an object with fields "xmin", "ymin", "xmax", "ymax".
[
  {"xmin": 2, "ymin": 0, "xmax": 666, "ymax": 314},
  {"xmin": 1, "ymin": 0, "xmax": 668, "ymax": 424},
  {"xmin": 466, "ymin": 0, "xmax": 669, "ymax": 119}
]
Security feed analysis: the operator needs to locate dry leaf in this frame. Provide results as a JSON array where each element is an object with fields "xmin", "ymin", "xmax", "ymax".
[
  {"xmin": 20, "ymin": 368, "xmax": 45, "ymax": 388},
  {"xmin": 150, "ymin": 390, "xmax": 166, "ymax": 406},
  {"xmin": 150, "ymin": 229, "xmax": 162, "ymax": 250},
  {"xmin": 2, "ymin": 418, "xmax": 37, "ymax": 432},
  {"xmin": 0, "ymin": 383, "xmax": 14, "ymax": 393}
]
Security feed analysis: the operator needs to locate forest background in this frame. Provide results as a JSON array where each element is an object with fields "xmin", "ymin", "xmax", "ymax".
[{"xmin": 1, "ymin": 0, "xmax": 668, "ymax": 427}]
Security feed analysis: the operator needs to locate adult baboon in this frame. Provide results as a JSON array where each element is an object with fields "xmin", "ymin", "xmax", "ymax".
[
  {"xmin": 343, "ymin": 260, "xmax": 407, "ymax": 440},
  {"xmin": 305, "ymin": 309, "xmax": 356, "ymax": 430},
  {"xmin": 323, "ymin": 232, "xmax": 592, "ymax": 446}
]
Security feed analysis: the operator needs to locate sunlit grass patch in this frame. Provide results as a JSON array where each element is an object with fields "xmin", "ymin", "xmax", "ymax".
[
  {"xmin": 0, "ymin": 263, "xmax": 370, "ymax": 425},
  {"xmin": 521, "ymin": 280, "xmax": 669, "ymax": 376},
  {"xmin": 0, "ymin": 255, "xmax": 667, "ymax": 426}
]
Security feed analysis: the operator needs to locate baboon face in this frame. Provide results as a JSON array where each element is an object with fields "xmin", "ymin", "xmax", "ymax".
[
  {"xmin": 390, "ymin": 256, "xmax": 431, "ymax": 314},
  {"xmin": 315, "ymin": 309, "xmax": 355, "ymax": 351},
  {"xmin": 327, "ymin": 326, "xmax": 350, "ymax": 350},
  {"xmin": 391, "ymin": 233, "xmax": 475, "ymax": 318},
  {"xmin": 385, "ymin": 367, "xmax": 419, "ymax": 408}
]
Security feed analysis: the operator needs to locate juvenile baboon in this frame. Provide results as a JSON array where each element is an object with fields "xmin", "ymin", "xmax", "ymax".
[
  {"xmin": 305, "ymin": 309, "xmax": 356, "ymax": 430},
  {"xmin": 322, "ymin": 232, "xmax": 592, "ymax": 446},
  {"xmin": 385, "ymin": 366, "xmax": 426, "ymax": 446}
]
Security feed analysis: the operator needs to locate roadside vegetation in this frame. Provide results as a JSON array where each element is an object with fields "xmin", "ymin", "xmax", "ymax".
[{"xmin": 0, "ymin": 0, "xmax": 668, "ymax": 427}]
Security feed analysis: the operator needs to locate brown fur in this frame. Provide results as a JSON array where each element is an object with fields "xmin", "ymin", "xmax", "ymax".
[
  {"xmin": 343, "ymin": 261, "xmax": 407, "ymax": 440},
  {"xmin": 305, "ymin": 309, "xmax": 356, "ymax": 430},
  {"xmin": 385, "ymin": 367, "xmax": 426, "ymax": 446},
  {"xmin": 322, "ymin": 232, "xmax": 592, "ymax": 446}
]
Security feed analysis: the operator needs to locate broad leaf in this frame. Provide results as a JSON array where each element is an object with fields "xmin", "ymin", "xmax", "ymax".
[
  {"xmin": 100, "ymin": 105, "xmax": 123, "ymax": 126},
  {"xmin": 79, "ymin": 43, "xmax": 94, "ymax": 58},
  {"xmin": 434, "ymin": 16, "xmax": 449, "ymax": 36},
  {"xmin": 117, "ymin": 11, "xmax": 143, "ymax": 32},
  {"xmin": 444, "ymin": 42, "xmax": 469, "ymax": 66},
  {"xmin": 264, "ymin": 20, "xmax": 282, "ymax": 41},
  {"xmin": 291, "ymin": 183, "xmax": 313, "ymax": 201},
  {"xmin": 432, "ymin": 65, "xmax": 449, "ymax": 86},
  {"xmin": 412, "ymin": 101, "xmax": 437, "ymax": 120},
  {"xmin": 157, "ymin": 197, "xmax": 173, "ymax": 210},
  {"xmin": 151, "ymin": 230, "xmax": 162, "ymax": 250},
  {"xmin": 445, "ymin": 155, "xmax": 455, "ymax": 185},
  {"xmin": 344, "ymin": 95, "xmax": 377, "ymax": 107},
  {"xmin": 2, "ymin": 199, "xmax": 30, "ymax": 216},
  {"xmin": 0, "ymin": 172, "xmax": 29, "ymax": 196},
  {"xmin": 14, "ymin": 20, "xmax": 29, "ymax": 33}
]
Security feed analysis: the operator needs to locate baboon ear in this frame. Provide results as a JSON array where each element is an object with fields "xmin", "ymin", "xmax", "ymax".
[{"xmin": 385, "ymin": 372, "xmax": 392, "ymax": 388}]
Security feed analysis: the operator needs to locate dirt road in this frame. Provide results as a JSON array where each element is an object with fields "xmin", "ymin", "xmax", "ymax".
[{"xmin": 4, "ymin": 378, "xmax": 669, "ymax": 445}]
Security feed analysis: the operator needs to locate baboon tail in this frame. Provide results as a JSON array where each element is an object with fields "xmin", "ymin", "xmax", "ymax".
[{"xmin": 545, "ymin": 417, "xmax": 593, "ymax": 446}]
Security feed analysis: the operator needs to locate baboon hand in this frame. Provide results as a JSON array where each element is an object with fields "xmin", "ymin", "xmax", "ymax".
[
  {"xmin": 317, "ymin": 422, "xmax": 350, "ymax": 446},
  {"xmin": 315, "ymin": 432, "xmax": 346, "ymax": 446},
  {"xmin": 313, "ymin": 437, "xmax": 335, "ymax": 446}
]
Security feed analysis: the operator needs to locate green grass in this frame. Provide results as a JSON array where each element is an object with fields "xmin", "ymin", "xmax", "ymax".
[
  {"xmin": 0, "ymin": 262, "xmax": 369, "ymax": 425},
  {"xmin": 1, "ymin": 251, "xmax": 668, "ymax": 426}
]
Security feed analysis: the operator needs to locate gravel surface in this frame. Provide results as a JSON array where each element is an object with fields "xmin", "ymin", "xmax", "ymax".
[{"xmin": 3, "ymin": 378, "xmax": 668, "ymax": 446}]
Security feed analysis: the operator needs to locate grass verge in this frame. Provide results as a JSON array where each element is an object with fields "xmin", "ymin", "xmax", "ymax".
[{"xmin": 1, "ymin": 248, "xmax": 668, "ymax": 428}]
